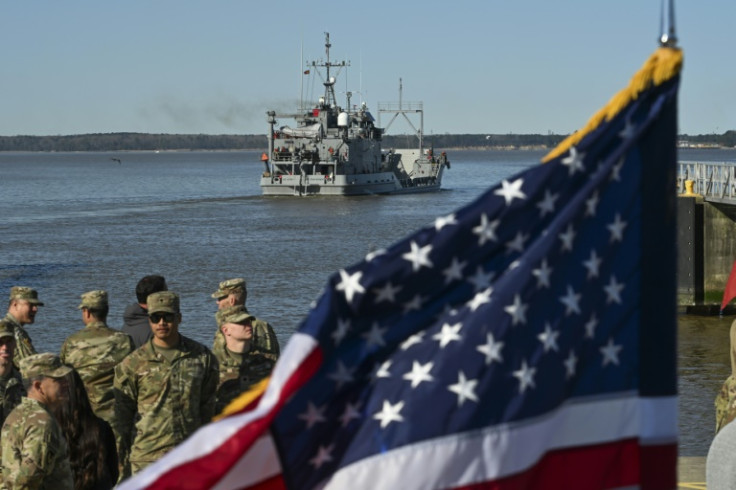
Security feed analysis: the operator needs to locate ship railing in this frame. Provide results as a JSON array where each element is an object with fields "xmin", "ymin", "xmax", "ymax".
[{"xmin": 678, "ymin": 161, "xmax": 736, "ymax": 203}]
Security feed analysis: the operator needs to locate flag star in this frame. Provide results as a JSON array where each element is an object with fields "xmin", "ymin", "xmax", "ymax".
[
  {"xmin": 336, "ymin": 269, "xmax": 366, "ymax": 304},
  {"xmin": 512, "ymin": 359, "xmax": 537, "ymax": 394},
  {"xmin": 448, "ymin": 371, "xmax": 479, "ymax": 406},
  {"xmin": 328, "ymin": 361, "xmax": 355, "ymax": 389},
  {"xmin": 505, "ymin": 231, "xmax": 528, "ymax": 254},
  {"xmin": 433, "ymin": 322, "xmax": 462, "ymax": 347},
  {"xmin": 561, "ymin": 146, "xmax": 585, "ymax": 175},
  {"xmin": 558, "ymin": 224, "xmax": 576, "ymax": 252},
  {"xmin": 537, "ymin": 189, "xmax": 559, "ymax": 217},
  {"xmin": 607, "ymin": 214, "xmax": 627, "ymax": 242},
  {"xmin": 559, "ymin": 285, "xmax": 582, "ymax": 316},
  {"xmin": 299, "ymin": 402, "xmax": 327, "ymax": 429},
  {"xmin": 564, "ymin": 350, "xmax": 578, "ymax": 378},
  {"xmin": 373, "ymin": 281, "xmax": 402, "ymax": 303},
  {"xmin": 365, "ymin": 248, "xmax": 386, "ymax": 261},
  {"xmin": 362, "ymin": 322, "xmax": 387, "ymax": 349},
  {"xmin": 585, "ymin": 191, "xmax": 599, "ymax": 217},
  {"xmin": 619, "ymin": 119, "xmax": 636, "ymax": 141},
  {"xmin": 443, "ymin": 257, "xmax": 467, "ymax": 284},
  {"xmin": 309, "ymin": 444, "xmax": 334, "ymax": 469},
  {"xmin": 604, "ymin": 275, "xmax": 625, "ymax": 304},
  {"xmin": 468, "ymin": 288, "xmax": 492, "ymax": 312},
  {"xmin": 532, "ymin": 259, "xmax": 553, "ymax": 289},
  {"xmin": 477, "ymin": 333, "xmax": 504, "ymax": 365},
  {"xmin": 403, "ymin": 361, "xmax": 435, "ymax": 388},
  {"xmin": 504, "ymin": 294, "xmax": 528, "ymax": 326},
  {"xmin": 582, "ymin": 249, "xmax": 602, "ymax": 279},
  {"xmin": 600, "ymin": 338, "xmax": 623, "ymax": 366},
  {"xmin": 495, "ymin": 178, "xmax": 527, "ymax": 206},
  {"xmin": 585, "ymin": 313, "xmax": 599, "ymax": 339},
  {"xmin": 610, "ymin": 157, "xmax": 624, "ymax": 182},
  {"xmin": 435, "ymin": 213, "xmax": 458, "ymax": 231},
  {"xmin": 340, "ymin": 401, "xmax": 362, "ymax": 427},
  {"xmin": 473, "ymin": 214, "xmax": 500, "ymax": 246},
  {"xmin": 373, "ymin": 400, "xmax": 404, "ymax": 428},
  {"xmin": 373, "ymin": 360, "xmax": 392, "ymax": 380},
  {"xmin": 332, "ymin": 318, "xmax": 351, "ymax": 345},
  {"xmin": 402, "ymin": 241, "xmax": 434, "ymax": 272},
  {"xmin": 468, "ymin": 266, "xmax": 495, "ymax": 292},
  {"xmin": 402, "ymin": 294, "xmax": 424, "ymax": 313},
  {"xmin": 537, "ymin": 323, "xmax": 560, "ymax": 352},
  {"xmin": 401, "ymin": 332, "xmax": 424, "ymax": 350}
]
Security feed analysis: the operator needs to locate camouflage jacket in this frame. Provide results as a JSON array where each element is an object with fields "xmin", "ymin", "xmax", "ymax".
[
  {"xmin": 1, "ymin": 314, "xmax": 36, "ymax": 369},
  {"xmin": 1, "ymin": 397, "xmax": 74, "ymax": 490},
  {"xmin": 215, "ymin": 347, "xmax": 275, "ymax": 414},
  {"xmin": 715, "ymin": 374, "xmax": 736, "ymax": 433},
  {"xmin": 0, "ymin": 369, "xmax": 25, "ymax": 428},
  {"xmin": 212, "ymin": 313, "xmax": 280, "ymax": 362},
  {"xmin": 113, "ymin": 335, "xmax": 218, "ymax": 477},
  {"xmin": 60, "ymin": 321, "xmax": 134, "ymax": 427}
]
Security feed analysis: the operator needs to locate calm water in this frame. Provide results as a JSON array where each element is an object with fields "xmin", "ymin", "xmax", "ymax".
[{"xmin": 1, "ymin": 147, "xmax": 735, "ymax": 456}]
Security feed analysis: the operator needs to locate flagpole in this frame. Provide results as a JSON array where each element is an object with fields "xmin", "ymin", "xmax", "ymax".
[{"xmin": 659, "ymin": 0, "xmax": 677, "ymax": 47}]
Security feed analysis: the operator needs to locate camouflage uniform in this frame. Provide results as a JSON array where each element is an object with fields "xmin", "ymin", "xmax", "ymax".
[
  {"xmin": 0, "ymin": 370, "xmax": 25, "ymax": 428},
  {"xmin": 113, "ymin": 335, "xmax": 219, "ymax": 477},
  {"xmin": 0, "ymin": 315, "xmax": 36, "ymax": 369},
  {"xmin": 1, "ymin": 354, "xmax": 74, "ymax": 489},
  {"xmin": 211, "ymin": 278, "xmax": 280, "ymax": 361},
  {"xmin": 715, "ymin": 375, "xmax": 736, "ymax": 433},
  {"xmin": 214, "ymin": 305, "xmax": 276, "ymax": 413}
]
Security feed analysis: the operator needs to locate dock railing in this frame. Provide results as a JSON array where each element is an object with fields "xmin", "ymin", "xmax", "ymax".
[{"xmin": 678, "ymin": 161, "xmax": 736, "ymax": 204}]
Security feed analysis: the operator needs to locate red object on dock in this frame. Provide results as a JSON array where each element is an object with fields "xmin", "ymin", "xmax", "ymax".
[{"xmin": 721, "ymin": 260, "xmax": 736, "ymax": 312}]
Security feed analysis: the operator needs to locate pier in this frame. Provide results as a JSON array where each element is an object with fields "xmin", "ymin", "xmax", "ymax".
[{"xmin": 678, "ymin": 161, "xmax": 736, "ymax": 309}]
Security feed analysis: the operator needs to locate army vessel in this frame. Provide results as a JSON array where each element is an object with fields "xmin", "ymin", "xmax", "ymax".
[{"xmin": 259, "ymin": 33, "xmax": 449, "ymax": 196}]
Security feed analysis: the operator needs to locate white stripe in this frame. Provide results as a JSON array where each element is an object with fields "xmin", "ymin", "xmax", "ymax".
[
  {"xmin": 117, "ymin": 333, "xmax": 318, "ymax": 490},
  {"xmin": 320, "ymin": 395, "xmax": 677, "ymax": 490}
]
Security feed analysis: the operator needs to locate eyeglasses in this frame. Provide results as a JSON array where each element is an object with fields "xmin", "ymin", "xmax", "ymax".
[{"xmin": 149, "ymin": 313, "xmax": 176, "ymax": 324}]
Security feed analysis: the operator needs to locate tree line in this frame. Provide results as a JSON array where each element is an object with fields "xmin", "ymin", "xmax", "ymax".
[{"xmin": 0, "ymin": 131, "xmax": 732, "ymax": 152}]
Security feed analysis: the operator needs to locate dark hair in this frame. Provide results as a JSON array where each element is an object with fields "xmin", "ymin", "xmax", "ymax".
[
  {"xmin": 54, "ymin": 370, "xmax": 119, "ymax": 490},
  {"xmin": 135, "ymin": 275, "xmax": 167, "ymax": 304}
]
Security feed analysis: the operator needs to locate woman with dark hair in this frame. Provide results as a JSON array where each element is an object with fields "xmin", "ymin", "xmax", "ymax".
[{"xmin": 55, "ymin": 369, "xmax": 118, "ymax": 490}]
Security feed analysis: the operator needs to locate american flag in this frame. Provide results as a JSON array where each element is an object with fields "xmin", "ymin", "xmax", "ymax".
[{"xmin": 120, "ymin": 47, "xmax": 681, "ymax": 490}]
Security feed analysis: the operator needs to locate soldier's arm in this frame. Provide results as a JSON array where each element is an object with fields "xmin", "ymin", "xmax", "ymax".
[
  {"xmin": 113, "ymin": 361, "xmax": 136, "ymax": 480},
  {"xmin": 2, "ymin": 422, "xmax": 49, "ymax": 488},
  {"xmin": 201, "ymin": 353, "xmax": 220, "ymax": 422}
]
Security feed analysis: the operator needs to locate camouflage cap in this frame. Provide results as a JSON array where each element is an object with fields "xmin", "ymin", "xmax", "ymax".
[
  {"xmin": 19, "ymin": 353, "xmax": 72, "ymax": 380},
  {"xmin": 77, "ymin": 290, "xmax": 108, "ymax": 310},
  {"xmin": 0, "ymin": 321, "xmax": 14, "ymax": 339},
  {"xmin": 211, "ymin": 278, "xmax": 246, "ymax": 299},
  {"xmin": 216, "ymin": 305, "xmax": 254, "ymax": 327},
  {"xmin": 147, "ymin": 291, "xmax": 180, "ymax": 314},
  {"xmin": 9, "ymin": 286, "xmax": 44, "ymax": 306}
]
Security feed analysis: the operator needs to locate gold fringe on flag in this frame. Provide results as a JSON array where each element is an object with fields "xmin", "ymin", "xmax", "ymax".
[
  {"xmin": 213, "ymin": 376, "xmax": 271, "ymax": 421},
  {"xmin": 542, "ymin": 47, "xmax": 683, "ymax": 163}
]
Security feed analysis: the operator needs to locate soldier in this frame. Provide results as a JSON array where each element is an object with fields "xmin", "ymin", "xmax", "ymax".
[
  {"xmin": 1, "ymin": 353, "xmax": 74, "ymax": 489},
  {"xmin": 2, "ymin": 286, "xmax": 43, "ymax": 367},
  {"xmin": 60, "ymin": 290, "xmax": 134, "ymax": 429},
  {"xmin": 0, "ymin": 322, "xmax": 24, "ymax": 428},
  {"xmin": 122, "ymin": 275, "xmax": 167, "ymax": 349},
  {"xmin": 716, "ymin": 318, "xmax": 736, "ymax": 433},
  {"xmin": 113, "ymin": 291, "xmax": 219, "ymax": 478},
  {"xmin": 211, "ymin": 278, "xmax": 280, "ymax": 362},
  {"xmin": 214, "ymin": 305, "xmax": 276, "ymax": 414}
]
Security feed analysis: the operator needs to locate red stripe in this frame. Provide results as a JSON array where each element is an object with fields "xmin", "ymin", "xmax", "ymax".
[
  {"xmin": 451, "ymin": 440, "xmax": 677, "ymax": 490},
  {"xmin": 146, "ymin": 347, "xmax": 324, "ymax": 490}
]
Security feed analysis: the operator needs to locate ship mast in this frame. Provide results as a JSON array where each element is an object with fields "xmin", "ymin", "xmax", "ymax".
[{"xmin": 308, "ymin": 33, "xmax": 348, "ymax": 109}]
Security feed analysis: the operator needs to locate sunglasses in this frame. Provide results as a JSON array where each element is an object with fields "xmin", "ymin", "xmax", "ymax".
[{"xmin": 149, "ymin": 312, "xmax": 176, "ymax": 324}]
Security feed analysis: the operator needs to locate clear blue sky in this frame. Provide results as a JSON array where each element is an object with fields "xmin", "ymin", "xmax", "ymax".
[{"xmin": 0, "ymin": 1, "xmax": 731, "ymax": 137}]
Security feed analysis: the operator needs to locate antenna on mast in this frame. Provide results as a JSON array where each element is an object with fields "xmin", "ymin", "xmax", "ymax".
[{"xmin": 659, "ymin": 0, "xmax": 677, "ymax": 47}]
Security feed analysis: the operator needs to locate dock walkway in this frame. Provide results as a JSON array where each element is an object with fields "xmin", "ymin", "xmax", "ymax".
[{"xmin": 679, "ymin": 457, "xmax": 706, "ymax": 489}]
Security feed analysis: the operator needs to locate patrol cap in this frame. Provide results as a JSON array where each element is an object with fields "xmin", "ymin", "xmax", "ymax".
[
  {"xmin": 9, "ymin": 286, "xmax": 44, "ymax": 306},
  {"xmin": 77, "ymin": 290, "xmax": 108, "ymax": 310},
  {"xmin": 0, "ymin": 321, "xmax": 14, "ymax": 339},
  {"xmin": 211, "ymin": 278, "xmax": 246, "ymax": 299},
  {"xmin": 216, "ymin": 305, "xmax": 254, "ymax": 327},
  {"xmin": 147, "ymin": 291, "xmax": 180, "ymax": 314},
  {"xmin": 19, "ymin": 353, "xmax": 72, "ymax": 380}
]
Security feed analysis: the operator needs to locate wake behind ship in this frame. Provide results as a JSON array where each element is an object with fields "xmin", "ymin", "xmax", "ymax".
[{"xmin": 259, "ymin": 33, "xmax": 449, "ymax": 196}]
